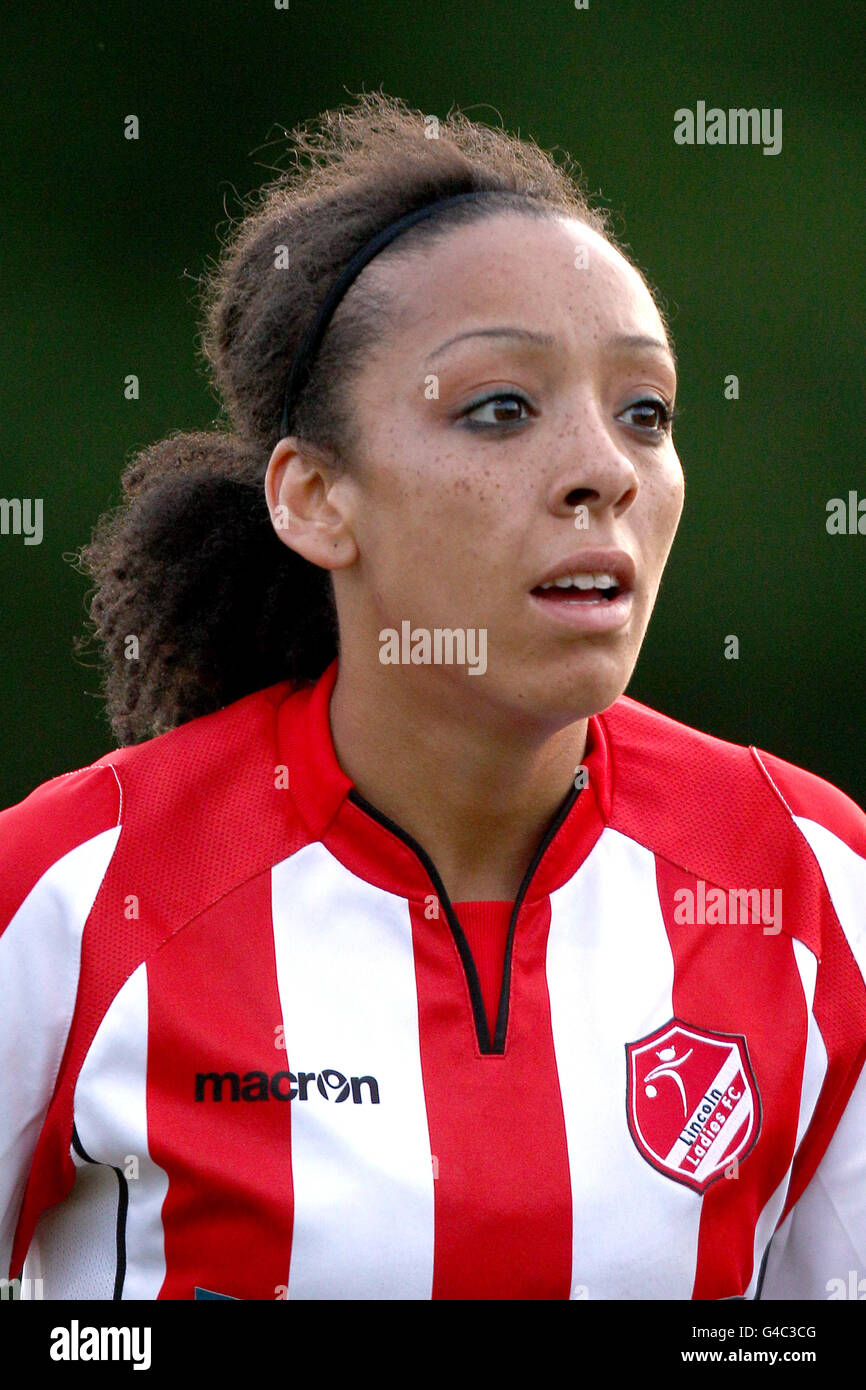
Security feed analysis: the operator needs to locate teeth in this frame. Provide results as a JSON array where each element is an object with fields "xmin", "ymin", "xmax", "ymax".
[{"xmin": 540, "ymin": 572, "xmax": 618, "ymax": 591}]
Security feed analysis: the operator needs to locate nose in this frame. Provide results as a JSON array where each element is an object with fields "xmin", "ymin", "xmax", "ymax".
[{"xmin": 546, "ymin": 402, "xmax": 639, "ymax": 520}]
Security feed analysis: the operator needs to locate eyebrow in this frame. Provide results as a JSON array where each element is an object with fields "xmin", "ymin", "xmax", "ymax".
[
  {"xmin": 426, "ymin": 327, "xmax": 555, "ymax": 365},
  {"xmin": 425, "ymin": 325, "xmax": 677, "ymax": 370},
  {"xmin": 613, "ymin": 332, "xmax": 679, "ymax": 371}
]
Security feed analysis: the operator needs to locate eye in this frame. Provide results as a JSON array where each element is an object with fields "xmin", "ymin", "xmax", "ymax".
[
  {"xmin": 617, "ymin": 397, "xmax": 676, "ymax": 434},
  {"xmin": 460, "ymin": 391, "xmax": 533, "ymax": 428}
]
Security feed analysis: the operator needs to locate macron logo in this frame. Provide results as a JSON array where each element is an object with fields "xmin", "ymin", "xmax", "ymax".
[
  {"xmin": 50, "ymin": 1321, "xmax": 151, "ymax": 1371},
  {"xmin": 194, "ymin": 1068, "xmax": 380, "ymax": 1104}
]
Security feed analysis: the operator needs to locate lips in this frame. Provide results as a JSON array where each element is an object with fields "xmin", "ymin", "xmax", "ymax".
[
  {"xmin": 530, "ymin": 549, "xmax": 637, "ymax": 597},
  {"xmin": 528, "ymin": 548, "xmax": 637, "ymax": 633}
]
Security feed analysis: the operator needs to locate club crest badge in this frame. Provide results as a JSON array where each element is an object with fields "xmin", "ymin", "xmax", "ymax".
[{"xmin": 625, "ymin": 1019, "xmax": 761, "ymax": 1193}]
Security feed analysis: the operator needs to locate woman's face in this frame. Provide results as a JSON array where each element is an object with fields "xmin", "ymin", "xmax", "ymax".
[{"xmin": 321, "ymin": 211, "xmax": 683, "ymax": 728}]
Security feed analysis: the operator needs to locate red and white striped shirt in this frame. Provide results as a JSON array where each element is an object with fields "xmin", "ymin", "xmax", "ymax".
[{"xmin": 2, "ymin": 659, "xmax": 865, "ymax": 1300}]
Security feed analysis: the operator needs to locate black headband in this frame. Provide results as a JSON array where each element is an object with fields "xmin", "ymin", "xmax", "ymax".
[{"xmin": 278, "ymin": 189, "xmax": 520, "ymax": 439}]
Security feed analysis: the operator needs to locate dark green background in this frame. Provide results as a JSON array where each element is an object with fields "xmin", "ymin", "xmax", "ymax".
[{"xmin": 2, "ymin": 0, "xmax": 863, "ymax": 812}]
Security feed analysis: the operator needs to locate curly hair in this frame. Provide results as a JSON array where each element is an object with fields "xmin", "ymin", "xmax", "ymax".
[{"xmin": 74, "ymin": 90, "xmax": 619, "ymax": 744}]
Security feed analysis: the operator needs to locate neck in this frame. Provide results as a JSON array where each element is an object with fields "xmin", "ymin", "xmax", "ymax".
[{"xmin": 329, "ymin": 658, "xmax": 587, "ymax": 904}]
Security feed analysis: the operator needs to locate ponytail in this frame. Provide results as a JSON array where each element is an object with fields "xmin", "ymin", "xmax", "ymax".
[{"xmin": 75, "ymin": 431, "xmax": 337, "ymax": 744}]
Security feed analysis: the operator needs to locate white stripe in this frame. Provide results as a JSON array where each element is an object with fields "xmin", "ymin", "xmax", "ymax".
[
  {"xmin": 0, "ymin": 826, "xmax": 120, "ymax": 1274},
  {"xmin": 754, "ymin": 817, "xmax": 866, "ymax": 1298},
  {"xmin": 547, "ymin": 828, "xmax": 702, "ymax": 1299},
  {"xmin": 789, "ymin": 940, "xmax": 822, "ymax": 1154},
  {"xmin": 74, "ymin": 963, "xmax": 168, "ymax": 1299},
  {"xmin": 793, "ymin": 816, "xmax": 866, "ymax": 982},
  {"xmin": 24, "ymin": 1151, "xmax": 124, "ymax": 1300},
  {"xmin": 751, "ymin": 819, "xmax": 865, "ymax": 1296},
  {"xmin": 746, "ymin": 938, "xmax": 827, "ymax": 1298},
  {"xmin": 760, "ymin": 1058, "xmax": 866, "ymax": 1298},
  {"xmin": 271, "ymin": 843, "xmax": 435, "ymax": 1300}
]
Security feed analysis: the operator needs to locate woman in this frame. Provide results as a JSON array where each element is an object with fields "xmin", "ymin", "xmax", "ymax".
[{"xmin": 2, "ymin": 92, "xmax": 864, "ymax": 1301}]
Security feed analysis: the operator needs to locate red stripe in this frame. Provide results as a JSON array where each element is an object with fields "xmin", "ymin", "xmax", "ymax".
[
  {"xmin": 735, "ymin": 754, "xmax": 866, "ymax": 1233},
  {"xmin": 410, "ymin": 895, "xmax": 572, "ymax": 1299},
  {"xmin": 602, "ymin": 703, "xmax": 823, "ymax": 959},
  {"xmin": 653, "ymin": 857, "xmax": 806, "ymax": 1299},
  {"xmin": 147, "ymin": 873, "xmax": 294, "ymax": 1300},
  {"xmin": 11, "ymin": 684, "xmax": 297, "ymax": 1280},
  {"xmin": 780, "ymin": 908, "xmax": 866, "ymax": 1222},
  {"xmin": 711, "ymin": 750, "xmax": 866, "ymax": 1232}
]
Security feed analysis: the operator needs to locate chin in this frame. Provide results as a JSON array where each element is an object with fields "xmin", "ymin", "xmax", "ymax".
[
  {"xmin": 531, "ymin": 649, "xmax": 639, "ymax": 722},
  {"xmin": 469, "ymin": 657, "xmax": 633, "ymax": 733}
]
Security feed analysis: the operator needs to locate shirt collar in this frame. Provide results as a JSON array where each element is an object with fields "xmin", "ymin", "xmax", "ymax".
[{"xmin": 276, "ymin": 658, "xmax": 612, "ymax": 900}]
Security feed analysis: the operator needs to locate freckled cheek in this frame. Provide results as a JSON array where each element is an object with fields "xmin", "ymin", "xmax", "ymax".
[
  {"xmin": 358, "ymin": 465, "xmax": 480, "ymax": 586},
  {"xmin": 641, "ymin": 464, "xmax": 684, "ymax": 548},
  {"xmin": 382, "ymin": 460, "xmax": 485, "ymax": 532},
  {"xmin": 360, "ymin": 448, "xmax": 521, "ymax": 594}
]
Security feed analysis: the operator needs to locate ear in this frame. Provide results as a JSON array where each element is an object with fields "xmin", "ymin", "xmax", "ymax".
[{"xmin": 265, "ymin": 437, "xmax": 358, "ymax": 571}]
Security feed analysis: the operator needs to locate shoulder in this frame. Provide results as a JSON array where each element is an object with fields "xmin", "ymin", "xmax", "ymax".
[
  {"xmin": 598, "ymin": 695, "xmax": 866, "ymax": 961},
  {"xmin": 749, "ymin": 746, "xmax": 866, "ymax": 860},
  {"xmin": 0, "ymin": 762, "xmax": 123, "ymax": 931},
  {"xmin": 0, "ymin": 680, "xmax": 301, "ymax": 937},
  {"xmin": 600, "ymin": 693, "xmax": 865, "ymax": 839}
]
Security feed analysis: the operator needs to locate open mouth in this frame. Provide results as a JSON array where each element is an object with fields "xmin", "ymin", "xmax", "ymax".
[
  {"xmin": 528, "ymin": 552, "xmax": 636, "ymax": 631},
  {"xmin": 530, "ymin": 575, "xmax": 623, "ymax": 603}
]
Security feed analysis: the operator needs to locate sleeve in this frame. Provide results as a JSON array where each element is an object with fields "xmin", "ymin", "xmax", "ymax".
[
  {"xmin": 752, "ymin": 750, "xmax": 866, "ymax": 1299},
  {"xmin": 0, "ymin": 764, "xmax": 122, "ymax": 1281}
]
